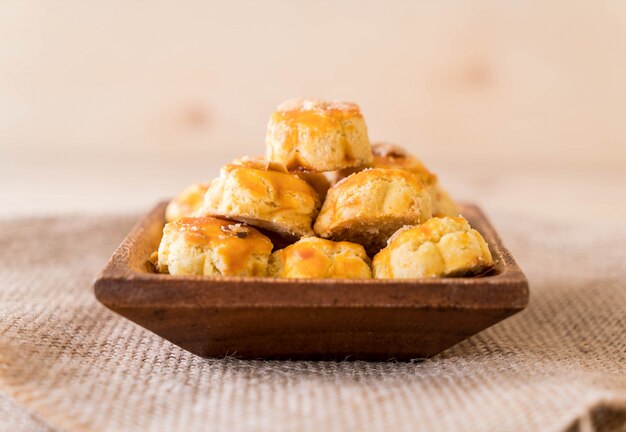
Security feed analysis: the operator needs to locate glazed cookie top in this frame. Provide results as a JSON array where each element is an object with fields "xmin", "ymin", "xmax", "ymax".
[
  {"xmin": 232, "ymin": 155, "xmax": 330, "ymax": 200},
  {"xmin": 270, "ymin": 99, "xmax": 363, "ymax": 135},
  {"xmin": 275, "ymin": 98, "xmax": 362, "ymax": 115},
  {"xmin": 329, "ymin": 167, "xmax": 428, "ymax": 206},
  {"xmin": 385, "ymin": 216, "xmax": 471, "ymax": 246},
  {"xmin": 170, "ymin": 217, "xmax": 271, "ymax": 251},
  {"xmin": 216, "ymin": 160, "xmax": 320, "ymax": 205},
  {"xmin": 269, "ymin": 237, "xmax": 372, "ymax": 279},
  {"xmin": 160, "ymin": 217, "xmax": 273, "ymax": 274}
]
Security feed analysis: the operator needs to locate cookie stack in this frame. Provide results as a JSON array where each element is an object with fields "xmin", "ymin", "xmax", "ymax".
[{"xmin": 155, "ymin": 98, "xmax": 493, "ymax": 279}]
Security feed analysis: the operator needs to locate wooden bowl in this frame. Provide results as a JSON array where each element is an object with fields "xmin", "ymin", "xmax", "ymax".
[{"xmin": 94, "ymin": 202, "xmax": 529, "ymax": 361}]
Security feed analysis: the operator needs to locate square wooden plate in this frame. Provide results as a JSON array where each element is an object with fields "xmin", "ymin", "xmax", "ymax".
[{"xmin": 94, "ymin": 202, "xmax": 529, "ymax": 361}]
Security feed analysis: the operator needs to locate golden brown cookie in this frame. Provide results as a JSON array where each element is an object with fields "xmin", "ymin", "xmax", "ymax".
[
  {"xmin": 313, "ymin": 168, "xmax": 432, "ymax": 255},
  {"xmin": 265, "ymin": 98, "xmax": 373, "ymax": 172},
  {"xmin": 156, "ymin": 216, "xmax": 273, "ymax": 276},
  {"xmin": 372, "ymin": 216, "xmax": 494, "ymax": 278},
  {"xmin": 198, "ymin": 158, "xmax": 321, "ymax": 238},
  {"xmin": 269, "ymin": 237, "xmax": 371, "ymax": 279},
  {"xmin": 232, "ymin": 155, "xmax": 331, "ymax": 200},
  {"xmin": 333, "ymin": 143, "xmax": 460, "ymax": 217}
]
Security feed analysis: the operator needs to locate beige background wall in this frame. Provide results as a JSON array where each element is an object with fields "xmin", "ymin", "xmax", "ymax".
[{"xmin": 1, "ymin": 1, "xmax": 625, "ymax": 217}]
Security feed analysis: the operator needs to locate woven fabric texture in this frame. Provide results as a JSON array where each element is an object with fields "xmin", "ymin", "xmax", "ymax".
[{"xmin": 0, "ymin": 211, "xmax": 624, "ymax": 432}]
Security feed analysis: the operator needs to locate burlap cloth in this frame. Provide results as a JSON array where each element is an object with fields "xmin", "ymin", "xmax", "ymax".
[{"xmin": 0, "ymin": 210, "xmax": 624, "ymax": 432}]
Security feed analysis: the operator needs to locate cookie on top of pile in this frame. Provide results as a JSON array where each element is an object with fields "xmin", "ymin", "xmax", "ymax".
[{"xmin": 153, "ymin": 98, "xmax": 494, "ymax": 279}]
